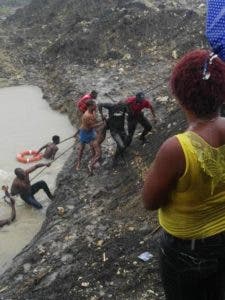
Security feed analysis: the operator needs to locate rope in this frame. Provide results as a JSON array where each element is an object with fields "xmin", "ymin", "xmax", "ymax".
[
  {"xmin": 104, "ymin": 93, "xmax": 118, "ymax": 103},
  {"xmin": 149, "ymin": 225, "xmax": 161, "ymax": 236},
  {"xmin": 0, "ymin": 139, "xmax": 77, "ymax": 202},
  {"xmin": 30, "ymin": 143, "xmax": 74, "ymax": 181},
  {"xmin": 58, "ymin": 135, "xmax": 75, "ymax": 145}
]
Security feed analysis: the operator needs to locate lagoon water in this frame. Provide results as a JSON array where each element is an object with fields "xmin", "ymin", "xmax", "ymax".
[{"xmin": 0, "ymin": 86, "xmax": 74, "ymax": 274}]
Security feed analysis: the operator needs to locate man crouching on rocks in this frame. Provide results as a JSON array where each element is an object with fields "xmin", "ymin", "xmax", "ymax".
[
  {"xmin": 11, "ymin": 163, "xmax": 53, "ymax": 209},
  {"xmin": 75, "ymin": 100, "xmax": 101, "ymax": 174}
]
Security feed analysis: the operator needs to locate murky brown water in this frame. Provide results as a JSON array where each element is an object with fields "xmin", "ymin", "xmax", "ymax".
[{"xmin": 0, "ymin": 85, "xmax": 74, "ymax": 274}]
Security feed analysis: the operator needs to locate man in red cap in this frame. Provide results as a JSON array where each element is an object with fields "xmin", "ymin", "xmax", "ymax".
[
  {"xmin": 125, "ymin": 92, "xmax": 156, "ymax": 145},
  {"xmin": 76, "ymin": 90, "xmax": 98, "ymax": 113}
]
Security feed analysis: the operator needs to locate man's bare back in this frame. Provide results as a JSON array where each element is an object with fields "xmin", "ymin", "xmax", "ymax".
[
  {"xmin": 42, "ymin": 143, "xmax": 59, "ymax": 159},
  {"xmin": 11, "ymin": 170, "xmax": 30, "ymax": 197},
  {"xmin": 37, "ymin": 135, "xmax": 60, "ymax": 160}
]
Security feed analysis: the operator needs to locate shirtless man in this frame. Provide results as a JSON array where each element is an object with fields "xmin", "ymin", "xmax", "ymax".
[
  {"xmin": 0, "ymin": 186, "xmax": 16, "ymax": 227},
  {"xmin": 75, "ymin": 100, "xmax": 101, "ymax": 173},
  {"xmin": 37, "ymin": 135, "xmax": 60, "ymax": 160},
  {"xmin": 11, "ymin": 163, "xmax": 53, "ymax": 209}
]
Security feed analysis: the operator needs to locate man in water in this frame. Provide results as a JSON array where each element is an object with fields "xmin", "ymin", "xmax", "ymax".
[
  {"xmin": 37, "ymin": 135, "xmax": 60, "ymax": 160},
  {"xmin": 98, "ymin": 102, "xmax": 128, "ymax": 161},
  {"xmin": 76, "ymin": 100, "xmax": 101, "ymax": 174},
  {"xmin": 0, "ymin": 186, "xmax": 16, "ymax": 227},
  {"xmin": 11, "ymin": 163, "xmax": 53, "ymax": 209},
  {"xmin": 124, "ymin": 92, "xmax": 157, "ymax": 145}
]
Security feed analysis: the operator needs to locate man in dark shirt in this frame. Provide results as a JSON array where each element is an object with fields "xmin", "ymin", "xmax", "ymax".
[
  {"xmin": 11, "ymin": 163, "xmax": 53, "ymax": 209},
  {"xmin": 98, "ymin": 102, "xmax": 128, "ymax": 160},
  {"xmin": 125, "ymin": 92, "xmax": 156, "ymax": 145}
]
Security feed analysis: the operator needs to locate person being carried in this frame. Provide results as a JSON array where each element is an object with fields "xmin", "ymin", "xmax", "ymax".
[
  {"xmin": 98, "ymin": 102, "xmax": 128, "ymax": 162},
  {"xmin": 11, "ymin": 163, "xmax": 53, "ymax": 209},
  {"xmin": 76, "ymin": 90, "xmax": 98, "ymax": 114},
  {"xmin": 76, "ymin": 100, "xmax": 101, "ymax": 174},
  {"xmin": 37, "ymin": 135, "xmax": 60, "ymax": 160},
  {"xmin": 0, "ymin": 186, "xmax": 16, "ymax": 227},
  {"xmin": 124, "ymin": 92, "xmax": 156, "ymax": 145}
]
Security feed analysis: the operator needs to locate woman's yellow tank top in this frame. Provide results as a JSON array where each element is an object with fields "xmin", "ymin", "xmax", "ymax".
[{"xmin": 159, "ymin": 131, "xmax": 225, "ymax": 239}]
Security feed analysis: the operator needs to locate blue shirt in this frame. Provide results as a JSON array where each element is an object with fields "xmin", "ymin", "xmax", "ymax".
[{"xmin": 206, "ymin": 1, "xmax": 225, "ymax": 61}]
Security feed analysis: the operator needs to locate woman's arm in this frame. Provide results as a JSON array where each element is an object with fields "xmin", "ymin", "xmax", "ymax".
[{"xmin": 142, "ymin": 136, "xmax": 185, "ymax": 210}]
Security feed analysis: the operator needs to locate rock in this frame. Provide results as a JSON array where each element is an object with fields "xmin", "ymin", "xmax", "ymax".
[
  {"xmin": 61, "ymin": 254, "xmax": 73, "ymax": 264},
  {"xmin": 122, "ymin": 53, "xmax": 131, "ymax": 61},
  {"xmin": 23, "ymin": 263, "xmax": 31, "ymax": 273}
]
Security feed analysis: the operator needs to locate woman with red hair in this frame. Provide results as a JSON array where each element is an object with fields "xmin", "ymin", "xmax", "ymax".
[{"xmin": 143, "ymin": 49, "xmax": 225, "ymax": 300}]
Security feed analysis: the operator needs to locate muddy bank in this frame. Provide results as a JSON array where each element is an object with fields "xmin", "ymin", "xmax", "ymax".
[{"xmin": 0, "ymin": 0, "xmax": 204, "ymax": 299}]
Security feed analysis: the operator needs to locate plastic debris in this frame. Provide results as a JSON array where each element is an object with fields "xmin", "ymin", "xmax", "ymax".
[
  {"xmin": 57, "ymin": 206, "xmax": 65, "ymax": 216},
  {"xmin": 81, "ymin": 282, "xmax": 89, "ymax": 287},
  {"xmin": 0, "ymin": 286, "xmax": 8, "ymax": 293},
  {"xmin": 138, "ymin": 251, "xmax": 153, "ymax": 262},
  {"xmin": 102, "ymin": 252, "xmax": 107, "ymax": 262}
]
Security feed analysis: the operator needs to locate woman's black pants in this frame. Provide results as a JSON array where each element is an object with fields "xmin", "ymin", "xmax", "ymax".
[{"xmin": 159, "ymin": 230, "xmax": 225, "ymax": 300}]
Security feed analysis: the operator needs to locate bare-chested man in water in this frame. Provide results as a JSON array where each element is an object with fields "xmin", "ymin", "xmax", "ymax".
[
  {"xmin": 11, "ymin": 163, "xmax": 53, "ymax": 209},
  {"xmin": 75, "ymin": 100, "xmax": 101, "ymax": 174},
  {"xmin": 37, "ymin": 135, "xmax": 60, "ymax": 160}
]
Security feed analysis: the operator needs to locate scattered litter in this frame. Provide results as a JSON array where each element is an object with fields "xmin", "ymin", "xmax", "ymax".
[
  {"xmin": 172, "ymin": 49, "xmax": 178, "ymax": 59},
  {"xmin": 97, "ymin": 240, "xmax": 104, "ymax": 246},
  {"xmin": 0, "ymin": 286, "xmax": 8, "ymax": 293},
  {"xmin": 81, "ymin": 282, "xmax": 89, "ymax": 287},
  {"xmin": 37, "ymin": 245, "xmax": 46, "ymax": 255},
  {"xmin": 147, "ymin": 289, "xmax": 159, "ymax": 296},
  {"xmin": 138, "ymin": 251, "xmax": 153, "ymax": 262},
  {"xmin": 57, "ymin": 206, "xmax": 65, "ymax": 216},
  {"xmin": 102, "ymin": 252, "xmax": 107, "ymax": 262}
]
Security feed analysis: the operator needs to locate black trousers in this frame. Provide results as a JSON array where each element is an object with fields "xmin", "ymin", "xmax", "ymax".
[
  {"xmin": 127, "ymin": 112, "xmax": 152, "ymax": 146},
  {"xmin": 110, "ymin": 129, "xmax": 127, "ymax": 158},
  {"xmin": 21, "ymin": 180, "xmax": 52, "ymax": 209},
  {"xmin": 159, "ymin": 230, "xmax": 225, "ymax": 300}
]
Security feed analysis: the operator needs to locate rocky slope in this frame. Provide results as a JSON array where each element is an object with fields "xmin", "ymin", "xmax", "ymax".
[{"xmin": 0, "ymin": 0, "xmax": 205, "ymax": 299}]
